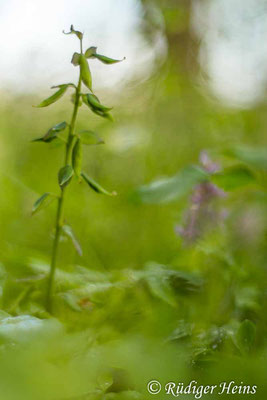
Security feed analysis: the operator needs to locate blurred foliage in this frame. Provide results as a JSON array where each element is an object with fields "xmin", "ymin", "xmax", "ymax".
[{"xmin": 0, "ymin": 0, "xmax": 267, "ymax": 399}]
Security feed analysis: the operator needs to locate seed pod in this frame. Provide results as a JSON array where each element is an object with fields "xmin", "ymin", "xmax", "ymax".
[
  {"xmin": 35, "ymin": 86, "xmax": 68, "ymax": 107},
  {"xmin": 85, "ymin": 94, "xmax": 112, "ymax": 112},
  {"xmin": 84, "ymin": 47, "xmax": 125, "ymax": 64},
  {"xmin": 79, "ymin": 54, "xmax": 92, "ymax": 91},
  {"xmin": 58, "ymin": 165, "xmax": 73, "ymax": 188},
  {"xmin": 32, "ymin": 121, "xmax": 68, "ymax": 142},
  {"xmin": 81, "ymin": 172, "xmax": 116, "ymax": 196},
  {"xmin": 82, "ymin": 94, "xmax": 113, "ymax": 121},
  {"xmin": 94, "ymin": 53, "xmax": 125, "ymax": 64},
  {"xmin": 32, "ymin": 193, "xmax": 56, "ymax": 215},
  {"xmin": 72, "ymin": 139, "xmax": 82, "ymax": 178}
]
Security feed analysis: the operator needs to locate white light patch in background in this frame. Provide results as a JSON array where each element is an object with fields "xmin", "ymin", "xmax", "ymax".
[
  {"xmin": 191, "ymin": 0, "xmax": 267, "ymax": 108},
  {"xmin": 0, "ymin": 0, "xmax": 160, "ymax": 93}
]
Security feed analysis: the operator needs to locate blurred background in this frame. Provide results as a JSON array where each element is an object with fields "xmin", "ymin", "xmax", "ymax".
[{"xmin": 0, "ymin": 0, "xmax": 267, "ymax": 399}]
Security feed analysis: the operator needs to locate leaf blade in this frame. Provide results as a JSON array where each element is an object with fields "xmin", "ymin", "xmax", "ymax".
[
  {"xmin": 79, "ymin": 130, "xmax": 104, "ymax": 146},
  {"xmin": 211, "ymin": 165, "xmax": 256, "ymax": 191},
  {"xmin": 134, "ymin": 166, "xmax": 208, "ymax": 204}
]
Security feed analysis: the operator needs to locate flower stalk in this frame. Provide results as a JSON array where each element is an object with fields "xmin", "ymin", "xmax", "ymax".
[{"xmin": 32, "ymin": 25, "xmax": 124, "ymax": 312}]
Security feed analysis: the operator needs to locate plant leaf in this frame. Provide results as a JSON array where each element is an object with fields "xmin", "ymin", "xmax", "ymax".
[
  {"xmin": 62, "ymin": 225, "xmax": 83, "ymax": 256},
  {"xmin": 94, "ymin": 53, "xmax": 125, "ymax": 64},
  {"xmin": 226, "ymin": 145, "xmax": 267, "ymax": 170},
  {"xmin": 211, "ymin": 165, "xmax": 256, "ymax": 191},
  {"xmin": 32, "ymin": 121, "xmax": 68, "ymax": 143},
  {"xmin": 35, "ymin": 86, "xmax": 68, "ymax": 107},
  {"xmin": 81, "ymin": 172, "xmax": 116, "ymax": 196},
  {"xmin": 72, "ymin": 139, "xmax": 82, "ymax": 177},
  {"xmin": 79, "ymin": 54, "xmax": 92, "ymax": 91},
  {"xmin": 79, "ymin": 130, "xmax": 104, "ymax": 145},
  {"xmin": 32, "ymin": 193, "xmax": 56, "ymax": 215},
  {"xmin": 134, "ymin": 166, "xmax": 208, "ymax": 204},
  {"xmin": 63, "ymin": 25, "xmax": 83, "ymax": 40},
  {"xmin": 58, "ymin": 165, "xmax": 73, "ymax": 188}
]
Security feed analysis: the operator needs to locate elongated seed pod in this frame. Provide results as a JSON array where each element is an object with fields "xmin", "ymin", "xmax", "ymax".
[
  {"xmin": 36, "ymin": 86, "xmax": 68, "ymax": 107},
  {"xmin": 79, "ymin": 54, "xmax": 92, "ymax": 91},
  {"xmin": 72, "ymin": 139, "xmax": 82, "ymax": 178},
  {"xmin": 85, "ymin": 94, "xmax": 112, "ymax": 112}
]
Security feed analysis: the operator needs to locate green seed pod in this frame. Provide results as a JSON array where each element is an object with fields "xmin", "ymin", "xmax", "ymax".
[
  {"xmin": 35, "ymin": 86, "xmax": 68, "ymax": 108},
  {"xmin": 32, "ymin": 193, "xmax": 56, "ymax": 215},
  {"xmin": 72, "ymin": 139, "xmax": 82, "ymax": 178},
  {"xmin": 32, "ymin": 121, "xmax": 68, "ymax": 142},
  {"xmin": 94, "ymin": 53, "xmax": 125, "ymax": 64},
  {"xmin": 85, "ymin": 94, "xmax": 112, "ymax": 112},
  {"xmin": 79, "ymin": 54, "xmax": 92, "ymax": 91},
  {"xmin": 82, "ymin": 94, "xmax": 113, "ymax": 120},
  {"xmin": 58, "ymin": 165, "xmax": 73, "ymax": 188},
  {"xmin": 81, "ymin": 172, "xmax": 116, "ymax": 196}
]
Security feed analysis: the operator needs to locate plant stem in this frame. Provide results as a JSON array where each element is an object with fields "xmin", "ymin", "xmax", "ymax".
[{"xmin": 46, "ymin": 67, "xmax": 82, "ymax": 313}]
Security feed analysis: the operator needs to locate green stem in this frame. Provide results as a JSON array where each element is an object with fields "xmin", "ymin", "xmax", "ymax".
[{"xmin": 46, "ymin": 64, "xmax": 82, "ymax": 312}]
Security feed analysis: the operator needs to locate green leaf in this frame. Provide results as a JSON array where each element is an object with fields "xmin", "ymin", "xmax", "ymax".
[
  {"xmin": 79, "ymin": 54, "xmax": 92, "ymax": 91},
  {"xmin": 226, "ymin": 145, "xmax": 267, "ymax": 170},
  {"xmin": 32, "ymin": 121, "xmax": 68, "ymax": 143},
  {"xmin": 79, "ymin": 130, "xmax": 104, "ymax": 145},
  {"xmin": 63, "ymin": 25, "xmax": 83, "ymax": 40},
  {"xmin": 72, "ymin": 139, "xmax": 82, "ymax": 178},
  {"xmin": 81, "ymin": 172, "xmax": 116, "ymax": 196},
  {"xmin": 83, "ymin": 93, "xmax": 112, "ymax": 112},
  {"xmin": 94, "ymin": 53, "xmax": 126, "ymax": 64},
  {"xmin": 58, "ymin": 165, "xmax": 73, "ymax": 188},
  {"xmin": 134, "ymin": 166, "xmax": 208, "ymax": 204},
  {"xmin": 235, "ymin": 320, "xmax": 256, "ymax": 354},
  {"xmin": 32, "ymin": 192, "xmax": 56, "ymax": 215},
  {"xmin": 62, "ymin": 225, "xmax": 82, "ymax": 256},
  {"xmin": 71, "ymin": 52, "xmax": 80, "ymax": 66},
  {"xmin": 211, "ymin": 165, "xmax": 256, "ymax": 191},
  {"xmin": 35, "ymin": 86, "xmax": 68, "ymax": 107},
  {"xmin": 84, "ymin": 46, "xmax": 97, "ymax": 58}
]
